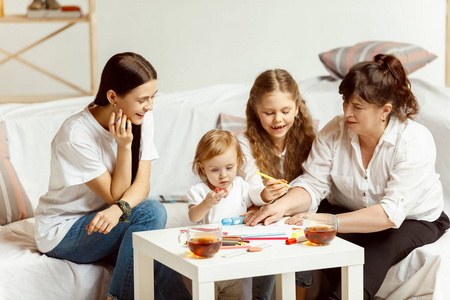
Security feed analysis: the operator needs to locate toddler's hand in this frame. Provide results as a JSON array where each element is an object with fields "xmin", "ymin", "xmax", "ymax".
[
  {"xmin": 215, "ymin": 187, "xmax": 228, "ymax": 198},
  {"xmin": 204, "ymin": 190, "xmax": 224, "ymax": 206}
]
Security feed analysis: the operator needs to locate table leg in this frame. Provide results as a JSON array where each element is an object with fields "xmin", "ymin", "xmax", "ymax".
[
  {"xmin": 192, "ymin": 280, "xmax": 214, "ymax": 300},
  {"xmin": 275, "ymin": 272, "xmax": 295, "ymax": 299},
  {"xmin": 341, "ymin": 264, "xmax": 363, "ymax": 300},
  {"xmin": 134, "ymin": 249, "xmax": 155, "ymax": 300}
]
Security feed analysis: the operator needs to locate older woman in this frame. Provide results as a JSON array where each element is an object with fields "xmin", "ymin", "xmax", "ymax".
[{"xmin": 246, "ymin": 54, "xmax": 449, "ymax": 299}]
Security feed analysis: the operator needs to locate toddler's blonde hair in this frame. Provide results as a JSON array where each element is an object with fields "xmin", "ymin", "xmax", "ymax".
[{"xmin": 193, "ymin": 129, "xmax": 245, "ymax": 182}]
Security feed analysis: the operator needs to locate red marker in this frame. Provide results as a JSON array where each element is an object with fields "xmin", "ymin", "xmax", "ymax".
[
  {"xmin": 285, "ymin": 236, "xmax": 307, "ymax": 245},
  {"xmin": 215, "ymin": 187, "xmax": 228, "ymax": 198}
]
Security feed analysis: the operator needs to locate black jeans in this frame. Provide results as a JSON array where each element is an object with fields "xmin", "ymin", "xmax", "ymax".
[{"xmin": 317, "ymin": 199, "xmax": 449, "ymax": 300}]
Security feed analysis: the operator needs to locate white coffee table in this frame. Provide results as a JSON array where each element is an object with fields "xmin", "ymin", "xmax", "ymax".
[{"xmin": 133, "ymin": 225, "xmax": 364, "ymax": 300}]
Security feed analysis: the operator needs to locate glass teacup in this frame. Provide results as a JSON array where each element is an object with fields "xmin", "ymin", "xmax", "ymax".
[
  {"xmin": 303, "ymin": 213, "xmax": 337, "ymax": 245},
  {"xmin": 178, "ymin": 225, "xmax": 222, "ymax": 258}
]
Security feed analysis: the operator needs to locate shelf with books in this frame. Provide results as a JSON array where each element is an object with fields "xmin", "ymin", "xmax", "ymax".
[
  {"xmin": 0, "ymin": 14, "xmax": 89, "ymax": 23},
  {"xmin": 0, "ymin": 0, "xmax": 97, "ymax": 102}
]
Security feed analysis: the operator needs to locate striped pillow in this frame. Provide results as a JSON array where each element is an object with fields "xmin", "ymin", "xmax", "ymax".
[
  {"xmin": 0, "ymin": 122, "xmax": 34, "ymax": 225},
  {"xmin": 216, "ymin": 113, "xmax": 246, "ymax": 135},
  {"xmin": 319, "ymin": 41, "xmax": 437, "ymax": 79}
]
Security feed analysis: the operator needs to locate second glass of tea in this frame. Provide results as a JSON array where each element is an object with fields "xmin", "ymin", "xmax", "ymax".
[
  {"xmin": 178, "ymin": 225, "xmax": 222, "ymax": 258},
  {"xmin": 303, "ymin": 213, "xmax": 337, "ymax": 245}
]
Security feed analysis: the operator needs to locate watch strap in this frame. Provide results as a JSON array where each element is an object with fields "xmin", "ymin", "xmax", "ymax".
[{"xmin": 114, "ymin": 200, "xmax": 131, "ymax": 223}]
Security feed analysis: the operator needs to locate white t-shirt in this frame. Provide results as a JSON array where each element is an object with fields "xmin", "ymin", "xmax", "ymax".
[
  {"xmin": 238, "ymin": 134, "xmax": 286, "ymax": 206},
  {"xmin": 186, "ymin": 176, "xmax": 251, "ymax": 224},
  {"xmin": 291, "ymin": 115, "xmax": 444, "ymax": 228},
  {"xmin": 34, "ymin": 106, "xmax": 159, "ymax": 253}
]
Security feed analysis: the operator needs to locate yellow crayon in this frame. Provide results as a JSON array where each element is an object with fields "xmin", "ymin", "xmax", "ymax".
[{"xmin": 255, "ymin": 171, "xmax": 292, "ymax": 188}]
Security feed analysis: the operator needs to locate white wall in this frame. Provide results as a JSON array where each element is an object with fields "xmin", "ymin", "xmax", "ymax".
[{"xmin": 0, "ymin": 0, "xmax": 446, "ymax": 96}]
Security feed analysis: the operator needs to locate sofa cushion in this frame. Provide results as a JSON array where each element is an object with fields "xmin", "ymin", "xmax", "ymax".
[
  {"xmin": 3, "ymin": 97, "xmax": 92, "ymax": 209},
  {"xmin": 319, "ymin": 41, "xmax": 437, "ymax": 79},
  {"xmin": 0, "ymin": 122, "xmax": 34, "ymax": 225}
]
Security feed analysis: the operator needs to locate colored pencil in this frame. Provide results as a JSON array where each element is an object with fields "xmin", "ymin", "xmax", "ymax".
[
  {"xmin": 221, "ymin": 245, "xmax": 250, "ymax": 250},
  {"xmin": 243, "ymin": 237, "xmax": 288, "ymax": 241},
  {"xmin": 225, "ymin": 232, "xmax": 286, "ymax": 238},
  {"xmin": 255, "ymin": 171, "xmax": 292, "ymax": 188}
]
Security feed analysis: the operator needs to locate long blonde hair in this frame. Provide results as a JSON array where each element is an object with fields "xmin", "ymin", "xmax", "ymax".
[
  {"xmin": 192, "ymin": 129, "xmax": 245, "ymax": 182},
  {"xmin": 245, "ymin": 69, "xmax": 316, "ymax": 182}
]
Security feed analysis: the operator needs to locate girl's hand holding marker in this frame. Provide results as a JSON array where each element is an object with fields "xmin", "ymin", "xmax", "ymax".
[{"xmin": 255, "ymin": 171, "xmax": 292, "ymax": 188}]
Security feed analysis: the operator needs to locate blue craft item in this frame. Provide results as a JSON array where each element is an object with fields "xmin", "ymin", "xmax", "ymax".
[{"xmin": 221, "ymin": 216, "xmax": 245, "ymax": 225}]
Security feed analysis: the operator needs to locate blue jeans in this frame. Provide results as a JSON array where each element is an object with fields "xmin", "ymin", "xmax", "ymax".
[{"xmin": 45, "ymin": 200, "xmax": 191, "ymax": 300}]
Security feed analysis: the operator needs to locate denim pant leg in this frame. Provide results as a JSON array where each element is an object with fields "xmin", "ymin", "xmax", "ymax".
[
  {"xmin": 46, "ymin": 200, "xmax": 191, "ymax": 300},
  {"xmin": 252, "ymin": 275, "xmax": 275, "ymax": 300},
  {"xmin": 295, "ymin": 271, "xmax": 313, "ymax": 288}
]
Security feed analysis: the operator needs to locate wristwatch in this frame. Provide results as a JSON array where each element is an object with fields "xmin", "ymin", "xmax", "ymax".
[{"xmin": 113, "ymin": 200, "xmax": 131, "ymax": 223}]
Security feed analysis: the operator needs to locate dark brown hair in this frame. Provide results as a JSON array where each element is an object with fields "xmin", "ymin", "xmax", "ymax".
[
  {"xmin": 339, "ymin": 54, "xmax": 419, "ymax": 122},
  {"xmin": 244, "ymin": 69, "xmax": 316, "ymax": 182},
  {"xmin": 94, "ymin": 52, "xmax": 157, "ymax": 183}
]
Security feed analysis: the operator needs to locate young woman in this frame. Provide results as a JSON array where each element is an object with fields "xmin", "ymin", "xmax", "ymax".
[
  {"xmin": 238, "ymin": 69, "xmax": 316, "ymax": 299},
  {"xmin": 247, "ymin": 55, "xmax": 450, "ymax": 299},
  {"xmin": 34, "ymin": 52, "xmax": 191, "ymax": 300}
]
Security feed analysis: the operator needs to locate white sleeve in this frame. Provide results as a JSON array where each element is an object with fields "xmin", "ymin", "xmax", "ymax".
[
  {"xmin": 187, "ymin": 184, "xmax": 208, "ymax": 207},
  {"xmin": 140, "ymin": 111, "xmax": 159, "ymax": 161},
  {"xmin": 55, "ymin": 141, "xmax": 107, "ymax": 187},
  {"xmin": 237, "ymin": 134, "xmax": 267, "ymax": 206},
  {"xmin": 239, "ymin": 177, "xmax": 252, "ymax": 208},
  {"xmin": 380, "ymin": 125, "xmax": 441, "ymax": 228},
  {"xmin": 290, "ymin": 121, "xmax": 337, "ymax": 212}
]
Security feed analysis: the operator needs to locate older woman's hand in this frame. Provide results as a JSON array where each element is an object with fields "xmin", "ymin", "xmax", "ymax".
[
  {"xmin": 245, "ymin": 201, "xmax": 286, "ymax": 226},
  {"xmin": 285, "ymin": 212, "xmax": 313, "ymax": 226}
]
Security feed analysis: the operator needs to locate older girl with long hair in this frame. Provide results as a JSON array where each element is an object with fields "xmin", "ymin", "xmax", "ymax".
[{"xmin": 238, "ymin": 69, "xmax": 316, "ymax": 299}]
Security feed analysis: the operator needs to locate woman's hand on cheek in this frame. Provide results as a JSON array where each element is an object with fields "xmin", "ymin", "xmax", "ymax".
[{"xmin": 109, "ymin": 110, "xmax": 133, "ymax": 148}]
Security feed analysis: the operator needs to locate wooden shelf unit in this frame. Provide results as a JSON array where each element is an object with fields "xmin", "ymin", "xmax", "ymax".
[{"xmin": 0, "ymin": 0, "xmax": 97, "ymax": 103}]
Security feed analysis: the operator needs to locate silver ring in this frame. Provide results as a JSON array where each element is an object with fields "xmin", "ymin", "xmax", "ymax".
[{"xmin": 120, "ymin": 129, "xmax": 125, "ymax": 133}]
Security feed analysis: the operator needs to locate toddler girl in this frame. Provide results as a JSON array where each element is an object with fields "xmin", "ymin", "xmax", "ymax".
[{"xmin": 187, "ymin": 128, "xmax": 253, "ymax": 300}]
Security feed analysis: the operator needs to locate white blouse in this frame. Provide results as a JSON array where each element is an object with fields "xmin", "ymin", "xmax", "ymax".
[
  {"xmin": 291, "ymin": 115, "xmax": 444, "ymax": 228},
  {"xmin": 238, "ymin": 134, "xmax": 286, "ymax": 206}
]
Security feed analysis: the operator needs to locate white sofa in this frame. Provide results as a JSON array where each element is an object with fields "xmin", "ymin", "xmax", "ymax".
[{"xmin": 0, "ymin": 78, "xmax": 449, "ymax": 299}]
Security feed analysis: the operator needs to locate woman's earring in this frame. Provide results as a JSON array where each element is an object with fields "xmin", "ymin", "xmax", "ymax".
[{"xmin": 112, "ymin": 103, "xmax": 116, "ymax": 108}]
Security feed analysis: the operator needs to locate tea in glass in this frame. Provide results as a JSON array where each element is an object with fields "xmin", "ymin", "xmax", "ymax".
[
  {"xmin": 303, "ymin": 213, "xmax": 337, "ymax": 245},
  {"xmin": 178, "ymin": 225, "xmax": 222, "ymax": 258},
  {"xmin": 188, "ymin": 236, "xmax": 222, "ymax": 257}
]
